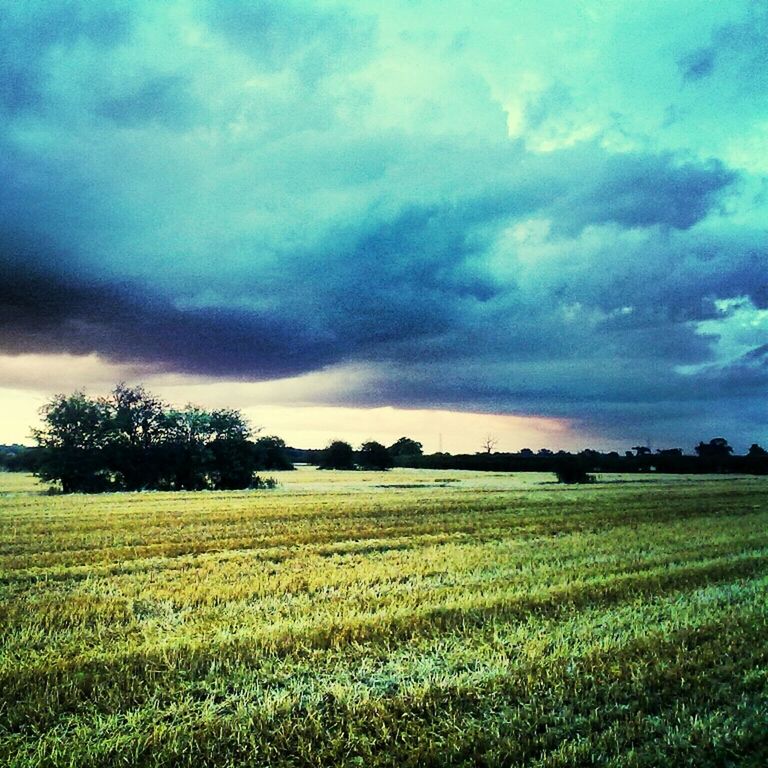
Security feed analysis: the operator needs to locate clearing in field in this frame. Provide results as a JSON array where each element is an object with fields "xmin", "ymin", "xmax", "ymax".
[{"xmin": 1, "ymin": 469, "xmax": 767, "ymax": 766}]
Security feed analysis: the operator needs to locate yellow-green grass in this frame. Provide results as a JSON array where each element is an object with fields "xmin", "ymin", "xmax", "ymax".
[
  {"xmin": 1, "ymin": 470, "xmax": 767, "ymax": 766},
  {"xmin": 0, "ymin": 471, "xmax": 47, "ymax": 495}
]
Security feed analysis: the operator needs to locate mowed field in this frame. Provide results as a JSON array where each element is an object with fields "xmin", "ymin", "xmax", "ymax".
[{"xmin": 1, "ymin": 469, "xmax": 767, "ymax": 767}]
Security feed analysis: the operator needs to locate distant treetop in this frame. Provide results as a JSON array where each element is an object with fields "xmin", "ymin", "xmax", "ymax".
[
  {"xmin": 318, "ymin": 440, "xmax": 355, "ymax": 470},
  {"xmin": 387, "ymin": 436, "xmax": 423, "ymax": 457},
  {"xmin": 695, "ymin": 437, "xmax": 733, "ymax": 457},
  {"xmin": 359, "ymin": 441, "xmax": 394, "ymax": 471}
]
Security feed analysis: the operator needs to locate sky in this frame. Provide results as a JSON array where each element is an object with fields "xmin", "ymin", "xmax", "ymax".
[{"xmin": 1, "ymin": 0, "xmax": 766, "ymax": 453}]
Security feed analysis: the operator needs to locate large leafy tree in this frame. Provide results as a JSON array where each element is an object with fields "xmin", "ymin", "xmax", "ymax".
[
  {"xmin": 32, "ymin": 385, "xmax": 271, "ymax": 493},
  {"xmin": 158, "ymin": 406, "xmax": 214, "ymax": 490},
  {"xmin": 209, "ymin": 409, "xmax": 261, "ymax": 490},
  {"xmin": 107, "ymin": 383, "xmax": 167, "ymax": 490},
  {"xmin": 33, "ymin": 392, "xmax": 114, "ymax": 493}
]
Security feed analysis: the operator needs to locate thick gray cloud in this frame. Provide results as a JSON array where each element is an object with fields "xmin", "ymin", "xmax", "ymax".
[{"xmin": 1, "ymin": 0, "xmax": 766, "ymax": 448}]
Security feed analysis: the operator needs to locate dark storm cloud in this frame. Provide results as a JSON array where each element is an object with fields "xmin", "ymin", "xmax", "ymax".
[
  {"xmin": 558, "ymin": 154, "xmax": 735, "ymax": 232},
  {"xmin": 551, "ymin": 227, "xmax": 767, "ymax": 327},
  {"xmin": 0, "ymin": 194, "xmax": 501, "ymax": 374},
  {"xmin": 0, "ymin": 263, "xmax": 340, "ymax": 378},
  {"xmin": 700, "ymin": 343, "xmax": 768, "ymax": 391},
  {"xmin": 0, "ymin": 147, "xmax": 745, "ymax": 378}
]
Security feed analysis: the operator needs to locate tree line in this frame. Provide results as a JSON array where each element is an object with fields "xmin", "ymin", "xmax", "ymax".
[
  {"xmin": 1, "ymin": 384, "xmax": 766, "ymax": 491},
  {"xmin": 388, "ymin": 439, "xmax": 768, "ymax": 478}
]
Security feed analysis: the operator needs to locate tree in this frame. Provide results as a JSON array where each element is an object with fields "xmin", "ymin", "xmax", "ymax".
[
  {"xmin": 33, "ymin": 392, "xmax": 114, "ymax": 492},
  {"xmin": 253, "ymin": 435, "xmax": 294, "ymax": 471},
  {"xmin": 208, "ymin": 409, "xmax": 259, "ymax": 489},
  {"xmin": 481, "ymin": 435, "xmax": 498, "ymax": 454},
  {"xmin": 107, "ymin": 383, "xmax": 167, "ymax": 489},
  {"xmin": 110, "ymin": 383, "xmax": 166, "ymax": 447},
  {"xmin": 209, "ymin": 408, "xmax": 253, "ymax": 442},
  {"xmin": 319, "ymin": 440, "xmax": 355, "ymax": 470},
  {"xmin": 695, "ymin": 437, "xmax": 733, "ymax": 457},
  {"xmin": 358, "ymin": 441, "xmax": 394, "ymax": 470},
  {"xmin": 0, "ymin": 444, "xmax": 39, "ymax": 472},
  {"xmin": 748, "ymin": 443, "xmax": 767, "ymax": 457},
  {"xmin": 30, "ymin": 384, "xmax": 270, "ymax": 492},
  {"xmin": 387, "ymin": 437, "xmax": 423, "ymax": 457},
  {"xmin": 157, "ymin": 406, "xmax": 214, "ymax": 490}
]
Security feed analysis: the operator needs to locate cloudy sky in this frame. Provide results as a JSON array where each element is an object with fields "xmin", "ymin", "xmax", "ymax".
[{"xmin": 1, "ymin": 0, "xmax": 766, "ymax": 452}]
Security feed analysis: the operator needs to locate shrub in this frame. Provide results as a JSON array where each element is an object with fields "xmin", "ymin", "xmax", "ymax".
[
  {"xmin": 554, "ymin": 456, "xmax": 596, "ymax": 484},
  {"xmin": 251, "ymin": 476, "xmax": 278, "ymax": 489}
]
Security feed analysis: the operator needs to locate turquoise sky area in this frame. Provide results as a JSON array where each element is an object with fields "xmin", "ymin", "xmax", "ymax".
[{"xmin": 1, "ymin": 1, "xmax": 766, "ymax": 451}]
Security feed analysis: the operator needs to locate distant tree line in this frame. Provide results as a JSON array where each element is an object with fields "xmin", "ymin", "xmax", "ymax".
[
  {"xmin": 21, "ymin": 384, "xmax": 292, "ymax": 493},
  {"xmin": 388, "ymin": 438, "xmax": 768, "ymax": 476},
  {"xmin": 0, "ymin": 444, "xmax": 36, "ymax": 472},
  {"xmin": 3, "ymin": 387, "xmax": 767, "ymax": 492},
  {"xmin": 291, "ymin": 436, "xmax": 424, "ymax": 471},
  {"xmin": 300, "ymin": 436, "xmax": 767, "ymax": 477}
]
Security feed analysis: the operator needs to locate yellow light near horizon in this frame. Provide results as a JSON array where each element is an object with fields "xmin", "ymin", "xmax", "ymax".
[
  {"xmin": 0, "ymin": 388, "xmax": 48, "ymax": 444},
  {"xmin": 0, "ymin": 385, "xmax": 573, "ymax": 453},
  {"xmin": 241, "ymin": 404, "xmax": 570, "ymax": 454},
  {"xmin": 0, "ymin": 354, "xmax": 580, "ymax": 453}
]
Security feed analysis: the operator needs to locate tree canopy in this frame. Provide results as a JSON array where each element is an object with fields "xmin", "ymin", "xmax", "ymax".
[
  {"xmin": 358, "ymin": 441, "xmax": 394, "ymax": 470},
  {"xmin": 695, "ymin": 437, "xmax": 733, "ymax": 457},
  {"xmin": 387, "ymin": 437, "xmax": 423, "ymax": 457},
  {"xmin": 318, "ymin": 440, "xmax": 355, "ymax": 470},
  {"xmin": 32, "ymin": 384, "xmax": 290, "ymax": 492}
]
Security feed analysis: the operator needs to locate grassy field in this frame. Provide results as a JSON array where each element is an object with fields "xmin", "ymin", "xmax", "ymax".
[{"xmin": 1, "ymin": 468, "xmax": 767, "ymax": 767}]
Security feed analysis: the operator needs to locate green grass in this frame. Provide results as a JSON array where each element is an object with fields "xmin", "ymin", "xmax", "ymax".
[{"xmin": 1, "ymin": 469, "xmax": 767, "ymax": 766}]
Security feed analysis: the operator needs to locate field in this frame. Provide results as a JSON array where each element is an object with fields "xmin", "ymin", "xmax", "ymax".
[{"xmin": 1, "ymin": 468, "xmax": 767, "ymax": 767}]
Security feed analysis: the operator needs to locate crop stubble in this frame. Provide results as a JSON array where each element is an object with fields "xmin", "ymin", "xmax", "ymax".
[{"xmin": 1, "ymin": 470, "xmax": 766, "ymax": 766}]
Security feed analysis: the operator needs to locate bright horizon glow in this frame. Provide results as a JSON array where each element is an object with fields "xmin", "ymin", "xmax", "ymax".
[
  {"xmin": 0, "ymin": 352, "xmax": 754, "ymax": 454},
  {"xmin": 238, "ymin": 405, "xmax": 573, "ymax": 455},
  {"xmin": 0, "ymin": 353, "xmax": 580, "ymax": 453},
  {"xmin": 0, "ymin": 383, "xmax": 581, "ymax": 455}
]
